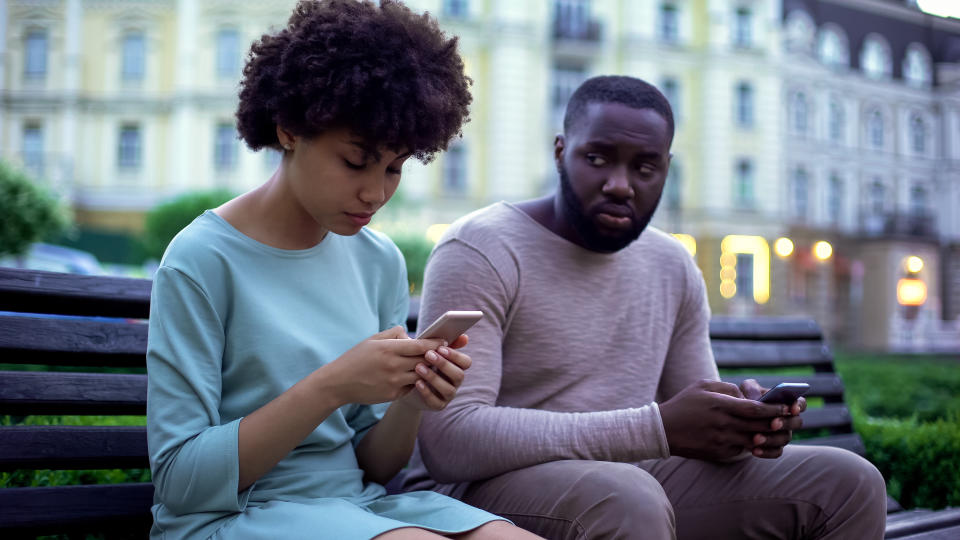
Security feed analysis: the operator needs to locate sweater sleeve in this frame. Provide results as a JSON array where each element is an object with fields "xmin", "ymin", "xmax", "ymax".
[
  {"xmin": 656, "ymin": 253, "xmax": 721, "ymax": 402},
  {"xmin": 146, "ymin": 266, "xmax": 253, "ymax": 515},
  {"xmin": 416, "ymin": 240, "xmax": 670, "ymax": 485}
]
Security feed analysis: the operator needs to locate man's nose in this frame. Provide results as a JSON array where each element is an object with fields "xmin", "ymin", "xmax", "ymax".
[{"xmin": 602, "ymin": 167, "xmax": 634, "ymax": 199}]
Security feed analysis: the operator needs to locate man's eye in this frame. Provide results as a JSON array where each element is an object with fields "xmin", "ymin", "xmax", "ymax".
[
  {"xmin": 638, "ymin": 164, "xmax": 656, "ymax": 175},
  {"xmin": 586, "ymin": 154, "xmax": 607, "ymax": 166},
  {"xmin": 343, "ymin": 159, "xmax": 365, "ymax": 170}
]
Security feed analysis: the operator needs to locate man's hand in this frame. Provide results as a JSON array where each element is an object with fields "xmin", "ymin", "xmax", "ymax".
[
  {"xmin": 659, "ymin": 380, "xmax": 789, "ymax": 461},
  {"xmin": 739, "ymin": 379, "xmax": 806, "ymax": 458}
]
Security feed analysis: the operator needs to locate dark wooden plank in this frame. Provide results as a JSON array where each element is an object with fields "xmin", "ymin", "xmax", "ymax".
[
  {"xmin": 712, "ymin": 340, "xmax": 833, "ymax": 369},
  {"xmin": 0, "ymin": 371, "xmax": 146, "ymax": 415},
  {"xmin": 892, "ymin": 524, "xmax": 960, "ymax": 540},
  {"xmin": 0, "ymin": 426, "xmax": 148, "ymax": 471},
  {"xmin": 709, "ymin": 317, "xmax": 823, "ymax": 341},
  {"xmin": 0, "ymin": 268, "xmax": 151, "ymax": 319},
  {"xmin": 797, "ymin": 403, "xmax": 854, "ymax": 431},
  {"xmin": 793, "ymin": 432, "xmax": 865, "ymax": 455},
  {"xmin": 720, "ymin": 373, "xmax": 845, "ymax": 399},
  {"xmin": 885, "ymin": 508, "xmax": 960, "ymax": 539},
  {"xmin": 0, "ymin": 483, "xmax": 153, "ymax": 534},
  {"xmin": 0, "ymin": 315, "xmax": 147, "ymax": 367}
]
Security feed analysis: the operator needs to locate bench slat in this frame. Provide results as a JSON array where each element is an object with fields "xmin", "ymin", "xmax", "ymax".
[
  {"xmin": 0, "ymin": 483, "xmax": 153, "ymax": 534},
  {"xmin": 720, "ymin": 373, "xmax": 845, "ymax": 399},
  {"xmin": 884, "ymin": 508, "xmax": 960, "ymax": 539},
  {"xmin": 798, "ymin": 403, "xmax": 854, "ymax": 431},
  {"xmin": 0, "ymin": 426, "xmax": 148, "ymax": 471},
  {"xmin": 712, "ymin": 340, "xmax": 832, "ymax": 369},
  {"xmin": 0, "ymin": 268, "xmax": 151, "ymax": 319},
  {"xmin": 0, "ymin": 371, "xmax": 147, "ymax": 415},
  {"xmin": 0, "ymin": 315, "xmax": 147, "ymax": 367},
  {"xmin": 793, "ymin": 432, "xmax": 865, "ymax": 455},
  {"xmin": 709, "ymin": 317, "xmax": 823, "ymax": 341}
]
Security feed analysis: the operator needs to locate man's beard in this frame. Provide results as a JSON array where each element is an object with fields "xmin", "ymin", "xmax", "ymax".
[{"xmin": 558, "ymin": 163, "xmax": 660, "ymax": 253}]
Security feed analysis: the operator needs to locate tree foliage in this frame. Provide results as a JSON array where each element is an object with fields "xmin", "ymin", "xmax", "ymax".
[
  {"xmin": 140, "ymin": 189, "xmax": 234, "ymax": 261},
  {"xmin": 0, "ymin": 161, "xmax": 70, "ymax": 257}
]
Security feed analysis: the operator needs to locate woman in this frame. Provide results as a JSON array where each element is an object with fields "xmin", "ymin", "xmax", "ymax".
[{"xmin": 146, "ymin": 1, "xmax": 540, "ymax": 538}]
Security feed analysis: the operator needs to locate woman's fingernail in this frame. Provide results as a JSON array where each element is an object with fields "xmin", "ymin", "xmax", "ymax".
[
  {"xmin": 425, "ymin": 351, "xmax": 437, "ymax": 362},
  {"xmin": 416, "ymin": 364, "xmax": 428, "ymax": 375},
  {"xmin": 438, "ymin": 346, "xmax": 449, "ymax": 356}
]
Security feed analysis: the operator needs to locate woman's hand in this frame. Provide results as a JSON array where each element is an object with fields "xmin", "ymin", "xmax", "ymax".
[
  {"xmin": 322, "ymin": 326, "xmax": 444, "ymax": 406},
  {"xmin": 397, "ymin": 343, "xmax": 473, "ymax": 411}
]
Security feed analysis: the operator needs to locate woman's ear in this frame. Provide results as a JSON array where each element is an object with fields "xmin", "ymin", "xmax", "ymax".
[{"xmin": 276, "ymin": 125, "xmax": 296, "ymax": 151}]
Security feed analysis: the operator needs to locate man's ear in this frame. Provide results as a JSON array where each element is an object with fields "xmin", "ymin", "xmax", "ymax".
[{"xmin": 554, "ymin": 134, "xmax": 565, "ymax": 171}]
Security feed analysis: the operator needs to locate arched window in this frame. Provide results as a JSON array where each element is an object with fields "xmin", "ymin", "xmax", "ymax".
[
  {"xmin": 792, "ymin": 167, "xmax": 809, "ymax": 220},
  {"xmin": 911, "ymin": 115, "xmax": 926, "ymax": 154},
  {"xmin": 868, "ymin": 110, "xmax": 884, "ymax": 149},
  {"xmin": 861, "ymin": 34, "xmax": 892, "ymax": 80},
  {"xmin": 827, "ymin": 173, "xmax": 843, "ymax": 225},
  {"xmin": 24, "ymin": 28, "xmax": 48, "ymax": 80},
  {"xmin": 736, "ymin": 82, "xmax": 753, "ymax": 127},
  {"xmin": 817, "ymin": 25, "xmax": 849, "ymax": 69},
  {"xmin": 792, "ymin": 92, "xmax": 809, "ymax": 135},
  {"xmin": 734, "ymin": 158, "xmax": 754, "ymax": 208},
  {"xmin": 910, "ymin": 184, "xmax": 928, "ymax": 217},
  {"xmin": 785, "ymin": 10, "xmax": 815, "ymax": 54},
  {"xmin": 216, "ymin": 28, "xmax": 241, "ymax": 79},
  {"xmin": 869, "ymin": 180, "xmax": 885, "ymax": 217},
  {"xmin": 904, "ymin": 43, "xmax": 932, "ymax": 88},
  {"xmin": 829, "ymin": 99, "xmax": 844, "ymax": 143}
]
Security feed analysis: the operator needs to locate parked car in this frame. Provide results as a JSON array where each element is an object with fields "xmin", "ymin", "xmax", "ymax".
[{"xmin": 0, "ymin": 242, "xmax": 104, "ymax": 275}]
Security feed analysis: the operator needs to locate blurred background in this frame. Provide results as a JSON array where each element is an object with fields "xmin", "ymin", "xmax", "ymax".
[{"xmin": 2, "ymin": 0, "xmax": 960, "ymax": 354}]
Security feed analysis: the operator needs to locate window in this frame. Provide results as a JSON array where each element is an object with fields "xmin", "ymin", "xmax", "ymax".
[
  {"xmin": 869, "ymin": 180, "xmax": 885, "ymax": 217},
  {"xmin": 118, "ymin": 124, "xmax": 142, "ymax": 170},
  {"xmin": 736, "ymin": 82, "xmax": 753, "ymax": 128},
  {"xmin": 904, "ymin": 44, "xmax": 931, "ymax": 88},
  {"xmin": 216, "ymin": 28, "xmax": 241, "ymax": 79},
  {"xmin": 861, "ymin": 34, "xmax": 891, "ymax": 80},
  {"xmin": 661, "ymin": 78, "xmax": 680, "ymax": 123},
  {"xmin": 829, "ymin": 100, "xmax": 844, "ymax": 143},
  {"xmin": 868, "ymin": 110, "xmax": 883, "ymax": 149},
  {"xmin": 827, "ymin": 174, "xmax": 843, "ymax": 225},
  {"xmin": 733, "ymin": 7, "xmax": 752, "ymax": 48},
  {"xmin": 443, "ymin": 142, "xmax": 467, "ymax": 195},
  {"xmin": 22, "ymin": 122, "xmax": 44, "ymax": 178},
  {"xmin": 910, "ymin": 185, "xmax": 927, "ymax": 217},
  {"xmin": 734, "ymin": 159, "xmax": 754, "ymax": 208},
  {"xmin": 792, "ymin": 167, "xmax": 809, "ymax": 221},
  {"xmin": 817, "ymin": 26, "xmax": 849, "ymax": 69},
  {"xmin": 214, "ymin": 122, "xmax": 238, "ymax": 171},
  {"xmin": 784, "ymin": 10, "xmax": 814, "ymax": 54},
  {"xmin": 121, "ymin": 31, "xmax": 146, "ymax": 82},
  {"xmin": 660, "ymin": 3, "xmax": 679, "ymax": 44},
  {"xmin": 735, "ymin": 253, "xmax": 754, "ymax": 300},
  {"xmin": 665, "ymin": 160, "xmax": 681, "ymax": 210},
  {"xmin": 552, "ymin": 66, "xmax": 586, "ymax": 128},
  {"xmin": 911, "ymin": 115, "xmax": 925, "ymax": 154},
  {"xmin": 792, "ymin": 92, "xmax": 808, "ymax": 135},
  {"xmin": 24, "ymin": 29, "xmax": 48, "ymax": 80},
  {"xmin": 443, "ymin": 0, "xmax": 470, "ymax": 18},
  {"xmin": 554, "ymin": 0, "xmax": 590, "ymax": 39}
]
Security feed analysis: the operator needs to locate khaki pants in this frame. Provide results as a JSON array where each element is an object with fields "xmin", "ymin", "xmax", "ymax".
[{"xmin": 459, "ymin": 445, "xmax": 886, "ymax": 540}]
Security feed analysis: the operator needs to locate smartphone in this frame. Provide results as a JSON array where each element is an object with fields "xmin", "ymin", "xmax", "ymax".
[
  {"xmin": 416, "ymin": 310, "xmax": 483, "ymax": 344},
  {"xmin": 757, "ymin": 382, "xmax": 810, "ymax": 404}
]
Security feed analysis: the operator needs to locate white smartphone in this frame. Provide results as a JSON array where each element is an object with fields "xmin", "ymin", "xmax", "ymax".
[
  {"xmin": 416, "ymin": 310, "xmax": 483, "ymax": 344},
  {"xmin": 757, "ymin": 382, "xmax": 810, "ymax": 404}
]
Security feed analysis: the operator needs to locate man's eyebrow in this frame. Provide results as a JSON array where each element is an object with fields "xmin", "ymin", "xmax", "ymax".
[{"xmin": 583, "ymin": 141, "xmax": 664, "ymax": 160}]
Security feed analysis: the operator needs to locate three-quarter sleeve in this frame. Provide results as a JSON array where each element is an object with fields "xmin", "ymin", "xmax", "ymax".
[{"xmin": 146, "ymin": 266, "xmax": 252, "ymax": 515}]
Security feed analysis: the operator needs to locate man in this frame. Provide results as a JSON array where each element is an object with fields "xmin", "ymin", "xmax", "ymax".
[{"xmin": 402, "ymin": 76, "xmax": 886, "ymax": 539}]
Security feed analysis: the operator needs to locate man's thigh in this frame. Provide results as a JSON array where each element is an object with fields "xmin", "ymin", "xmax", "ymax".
[
  {"xmin": 638, "ymin": 445, "xmax": 886, "ymax": 540},
  {"xmin": 460, "ymin": 460, "xmax": 676, "ymax": 540}
]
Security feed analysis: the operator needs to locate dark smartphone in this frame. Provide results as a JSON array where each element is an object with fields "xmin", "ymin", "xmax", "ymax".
[{"xmin": 757, "ymin": 382, "xmax": 810, "ymax": 404}]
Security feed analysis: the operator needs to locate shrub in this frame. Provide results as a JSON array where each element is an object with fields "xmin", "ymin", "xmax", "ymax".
[
  {"xmin": 856, "ymin": 410, "xmax": 960, "ymax": 510},
  {"xmin": 140, "ymin": 189, "xmax": 234, "ymax": 261},
  {"xmin": 387, "ymin": 231, "xmax": 434, "ymax": 294},
  {"xmin": 0, "ymin": 160, "xmax": 70, "ymax": 257}
]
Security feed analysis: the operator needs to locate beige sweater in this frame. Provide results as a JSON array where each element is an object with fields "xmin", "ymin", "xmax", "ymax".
[{"xmin": 402, "ymin": 202, "xmax": 719, "ymax": 497}]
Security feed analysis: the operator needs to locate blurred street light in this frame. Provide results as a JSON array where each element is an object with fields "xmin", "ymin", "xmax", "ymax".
[{"xmin": 813, "ymin": 241, "xmax": 833, "ymax": 262}]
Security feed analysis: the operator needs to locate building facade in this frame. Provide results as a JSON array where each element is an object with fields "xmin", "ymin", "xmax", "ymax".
[{"xmin": 2, "ymin": 0, "xmax": 958, "ymax": 351}]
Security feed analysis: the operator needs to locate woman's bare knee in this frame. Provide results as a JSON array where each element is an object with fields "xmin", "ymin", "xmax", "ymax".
[{"xmin": 453, "ymin": 520, "xmax": 544, "ymax": 539}]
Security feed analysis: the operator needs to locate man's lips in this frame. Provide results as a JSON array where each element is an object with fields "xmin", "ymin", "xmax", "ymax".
[
  {"xmin": 345, "ymin": 212, "xmax": 374, "ymax": 226},
  {"xmin": 593, "ymin": 203, "xmax": 635, "ymax": 229}
]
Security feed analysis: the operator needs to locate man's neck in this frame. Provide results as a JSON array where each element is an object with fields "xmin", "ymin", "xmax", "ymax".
[{"xmin": 514, "ymin": 195, "xmax": 581, "ymax": 247}]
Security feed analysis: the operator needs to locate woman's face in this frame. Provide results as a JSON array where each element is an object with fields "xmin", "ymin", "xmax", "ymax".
[{"xmin": 280, "ymin": 128, "xmax": 410, "ymax": 236}]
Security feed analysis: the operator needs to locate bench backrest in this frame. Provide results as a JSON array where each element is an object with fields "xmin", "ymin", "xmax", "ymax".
[{"xmin": 0, "ymin": 268, "xmax": 860, "ymax": 535}]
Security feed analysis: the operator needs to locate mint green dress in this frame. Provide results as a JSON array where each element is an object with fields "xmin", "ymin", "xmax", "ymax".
[{"xmin": 146, "ymin": 212, "xmax": 503, "ymax": 539}]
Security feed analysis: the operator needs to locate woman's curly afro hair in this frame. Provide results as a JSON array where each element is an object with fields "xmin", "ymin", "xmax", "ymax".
[{"xmin": 237, "ymin": 0, "xmax": 472, "ymax": 163}]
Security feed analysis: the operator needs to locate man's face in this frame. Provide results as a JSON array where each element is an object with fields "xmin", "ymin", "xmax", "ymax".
[{"xmin": 555, "ymin": 102, "xmax": 672, "ymax": 253}]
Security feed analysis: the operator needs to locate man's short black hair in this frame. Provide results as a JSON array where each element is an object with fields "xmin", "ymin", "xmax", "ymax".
[
  {"xmin": 563, "ymin": 76, "xmax": 674, "ymax": 141},
  {"xmin": 236, "ymin": 0, "xmax": 472, "ymax": 163}
]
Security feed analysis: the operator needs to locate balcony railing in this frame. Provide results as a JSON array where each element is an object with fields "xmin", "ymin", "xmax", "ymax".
[
  {"xmin": 553, "ymin": 15, "xmax": 602, "ymax": 42},
  {"xmin": 861, "ymin": 213, "xmax": 937, "ymax": 239}
]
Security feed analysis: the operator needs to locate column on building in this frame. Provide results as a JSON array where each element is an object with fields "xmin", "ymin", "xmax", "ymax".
[
  {"xmin": 169, "ymin": 0, "xmax": 198, "ymax": 194},
  {"xmin": 61, "ymin": 0, "xmax": 82, "ymax": 193}
]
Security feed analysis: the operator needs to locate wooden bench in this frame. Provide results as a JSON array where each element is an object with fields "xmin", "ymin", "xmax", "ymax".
[{"xmin": 2, "ymin": 268, "xmax": 958, "ymax": 538}]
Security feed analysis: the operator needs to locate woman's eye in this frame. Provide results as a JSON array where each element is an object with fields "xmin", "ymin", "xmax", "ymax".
[
  {"xmin": 387, "ymin": 167, "xmax": 402, "ymax": 175},
  {"xmin": 586, "ymin": 154, "xmax": 607, "ymax": 166},
  {"xmin": 343, "ymin": 159, "xmax": 365, "ymax": 170}
]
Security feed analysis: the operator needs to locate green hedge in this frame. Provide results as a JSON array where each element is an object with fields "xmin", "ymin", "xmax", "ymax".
[{"xmin": 856, "ymin": 411, "xmax": 960, "ymax": 510}]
